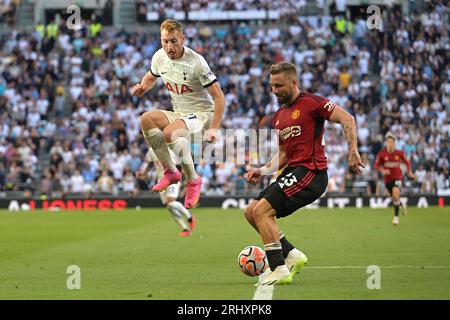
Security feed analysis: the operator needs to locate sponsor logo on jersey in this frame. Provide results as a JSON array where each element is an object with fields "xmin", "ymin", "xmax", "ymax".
[
  {"xmin": 203, "ymin": 71, "xmax": 214, "ymax": 79},
  {"xmin": 291, "ymin": 109, "xmax": 300, "ymax": 120},
  {"xmin": 384, "ymin": 161, "xmax": 401, "ymax": 168},
  {"xmin": 279, "ymin": 125, "xmax": 301, "ymax": 140},
  {"xmin": 166, "ymin": 82, "xmax": 193, "ymax": 94}
]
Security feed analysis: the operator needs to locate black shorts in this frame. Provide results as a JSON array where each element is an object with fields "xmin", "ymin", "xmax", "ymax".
[
  {"xmin": 256, "ymin": 166, "xmax": 328, "ymax": 218},
  {"xmin": 385, "ymin": 180, "xmax": 402, "ymax": 194}
]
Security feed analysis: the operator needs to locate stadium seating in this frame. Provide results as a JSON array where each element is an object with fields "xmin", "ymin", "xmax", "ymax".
[{"xmin": 0, "ymin": 0, "xmax": 448, "ymax": 198}]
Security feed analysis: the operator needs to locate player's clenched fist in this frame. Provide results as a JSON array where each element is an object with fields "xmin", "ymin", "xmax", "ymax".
[{"xmin": 131, "ymin": 83, "xmax": 148, "ymax": 97}]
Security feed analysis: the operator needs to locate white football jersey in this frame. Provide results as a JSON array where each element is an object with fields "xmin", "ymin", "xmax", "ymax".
[{"xmin": 150, "ymin": 46, "xmax": 217, "ymax": 114}]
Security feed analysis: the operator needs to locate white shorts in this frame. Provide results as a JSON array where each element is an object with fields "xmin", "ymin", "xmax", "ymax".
[
  {"xmin": 161, "ymin": 110, "xmax": 213, "ymax": 134},
  {"xmin": 159, "ymin": 182, "xmax": 181, "ymax": 204}
]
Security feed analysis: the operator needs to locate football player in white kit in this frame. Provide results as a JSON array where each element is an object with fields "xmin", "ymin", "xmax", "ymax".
[
  {"xmin": 139, "ymin": 148, "xmax": 196, "ymax": 237},
  {"xmin": 131, "ymin": 19, "xmax": 225, "ymax": 209}
]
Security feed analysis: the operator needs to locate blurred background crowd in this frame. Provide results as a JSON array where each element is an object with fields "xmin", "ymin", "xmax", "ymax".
[{"xmin": 0, "ymin": 0, "xmax": 449, "ymax": 198}]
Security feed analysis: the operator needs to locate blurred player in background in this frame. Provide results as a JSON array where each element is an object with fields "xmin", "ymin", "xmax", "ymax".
[
  {"xmin": 374, "ymin": 133, "xmax": 416, "ymax": 226},
  {"xmin": 131, "ymin": 19, "xmax": 225, "ymax": 209},
  {"xmin": 138, "ymin": 149, "xmax": 196, "ymax": 237},
  {"xmin": 245, "ymin": 62, "xmax": 365, "ymax": 286}
]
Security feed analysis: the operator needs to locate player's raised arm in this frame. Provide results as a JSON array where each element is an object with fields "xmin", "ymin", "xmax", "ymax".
[
  {"xmin": 205, "ymin": 81, "xmax": 225, "ymax": 143},
  {"xmin": 131, "ymin": 71, "xmax": 158, "ymax": 97},
  {"xmin": 328, "ymin": 105, "xmax": 365, "ymax": 174}
]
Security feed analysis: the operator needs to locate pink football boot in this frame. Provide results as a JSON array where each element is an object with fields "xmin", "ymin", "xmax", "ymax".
[
  {"xmin": 152, "ymin": 169, "xmax": 182, "ymax": 192},
  {"xmin": 184, "ymin": 176, "xmax": 202, "ymax": 209}
]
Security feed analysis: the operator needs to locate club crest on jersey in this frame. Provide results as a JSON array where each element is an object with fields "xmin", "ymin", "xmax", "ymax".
[
  {"xmin": 291, "ymin": 109, "xmax": 300, "ymax": 120},
  {"xmin": 279, "ymin": 125, "xmax": 301, "ymax": 140},
  {"xmin": 166, "ymin": 82, "xmax": 193, "ymax": 94},
  {"xmin": 395, "ymin": 155, "xmax": 399, "ymax": 160}
]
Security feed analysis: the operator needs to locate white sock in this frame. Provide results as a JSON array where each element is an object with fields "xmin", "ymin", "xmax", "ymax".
[
  {"xmin": 167, "ymin": 202, "xmax": 189, "ymax": 231},
  {"xmin": 170, "ymin": 201, "xmax": 192, "ymax": 220},
  {"xmin": 142, "ymin": 128, "xmax": 177, "ymax": 172},
  {"xmin": 167, "ymin": 137, "xmax": 197, "ymax": 181}
]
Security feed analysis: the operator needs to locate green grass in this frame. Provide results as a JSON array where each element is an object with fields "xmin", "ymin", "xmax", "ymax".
[{"xmin": 0, "ymin": 207, "xmax": 449, "ymax": 300}]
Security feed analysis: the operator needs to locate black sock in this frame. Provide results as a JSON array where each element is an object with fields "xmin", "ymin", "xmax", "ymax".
[
  {"xmin": 393, "ymin": 201, "xmax": 400, "ymax": 217},
  {"xmin": 264, "ymin": 243, "xmax": 285, "ymax": 271},
  {"xmin": 279, "ymin": 232, "xmax": 295, "ymax": 259}
]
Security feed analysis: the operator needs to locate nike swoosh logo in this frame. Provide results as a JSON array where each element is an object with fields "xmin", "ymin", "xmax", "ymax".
[{"xmin": 161, "ymin": 71, "xmax": 167, "ymax": 74}]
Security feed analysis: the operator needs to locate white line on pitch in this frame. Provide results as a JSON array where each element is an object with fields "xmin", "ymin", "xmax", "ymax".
[
  {"xmin": 303, "ymin": 266, "xmax": 450, "ymax": 269},
  {"xmin": 253, "ymin": 272, "xmax": 273, "ymax": 300}
]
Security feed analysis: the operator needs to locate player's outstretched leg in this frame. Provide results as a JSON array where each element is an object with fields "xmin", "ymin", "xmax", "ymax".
[
  {"xmin": 392, "ymin": 187, "xmax": 401, "ymax": 226},
  {"xmin": 169, "ymin": 200, "xmax": 196, "ymax": 232},
  {"xmin": 164, "ymin": 122, "xmax": 202, "ymax": 209},
  {"xmin": 167, "ymin": 136, "xmax": 201, "ymax": 208},
  {"xmin": 167, "ymin": 201, "xmax": 191, "ymax": 236},
  {"xmin": 279, "ymin": 232, "xmax": 308, "ymax": 277},
  {"xmin": 141, "ymin": 111, "xmax": 181, "ymax": 192},
  {"xmin": 250, "ymin": 200, "xmax": 292, "ymax": 286}
]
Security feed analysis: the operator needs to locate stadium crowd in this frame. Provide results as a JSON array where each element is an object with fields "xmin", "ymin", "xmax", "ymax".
[
  {"xmin": 0, "ymin": 0, "xmax": 18, "ymax": 26},
  {"xmin": 0, "ymin": 0, "xmax": 449, "ymax": 198},
  {"xmin": 136, "ymin": 0, "xmax": 312, "ymax": 12}
]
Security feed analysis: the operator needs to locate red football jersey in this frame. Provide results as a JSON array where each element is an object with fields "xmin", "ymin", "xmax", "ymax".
[
  {"xmin": 272, "ymin": 91, "xmax": 337, "ymax": 170},
  {"xmin": 374, "ymin": 149, "xmax": 411, "ymax": 182}
]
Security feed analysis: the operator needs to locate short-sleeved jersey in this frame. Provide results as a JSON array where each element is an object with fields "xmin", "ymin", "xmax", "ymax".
[
  {"xmin": 374, "ymin": 149, "xmax": 411, "ymax": 183},
  {"xmin": 150, "ymin": 46, "xmax": 217, "ymax": 114},
  {"xmin": 272, "ymin": 91, "xmax": 337, "ymax": 170}
]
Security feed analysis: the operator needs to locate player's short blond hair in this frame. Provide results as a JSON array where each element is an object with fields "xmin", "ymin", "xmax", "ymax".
[
  {"xmin": 270, "ymin": 62, "xmax": 297, "ymax": 79},
  {"xmin": 160, "ymin": 19, "xmax": 183, "ymax": 34},
  {"xmin": 385, "ymin": 132, "xmax": 396, "ymax": 141}
]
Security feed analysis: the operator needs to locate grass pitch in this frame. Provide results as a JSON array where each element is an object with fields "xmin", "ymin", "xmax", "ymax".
[{"xmin": 0, "ymin": 207, "xmax": 449, "ymax": 300}]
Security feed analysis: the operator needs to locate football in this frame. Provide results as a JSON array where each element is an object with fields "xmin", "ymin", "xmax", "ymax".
[{"xmin": 237, "ymin": 246, "xmax": 268, "ymax": 277}]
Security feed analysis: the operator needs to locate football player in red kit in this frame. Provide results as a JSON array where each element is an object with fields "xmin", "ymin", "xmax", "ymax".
[
  {"xmin": 245, "ymin": 62, "xmax": 365, "ymax": 286},
  {"xmin": 374, "ymin": 133, "xmax": 415, "ymax": 226}
]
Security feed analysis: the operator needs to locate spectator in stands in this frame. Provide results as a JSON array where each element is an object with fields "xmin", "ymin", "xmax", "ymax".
[
  {"xmin": 70, "ymin": 170, "xmax": 85, "ymax": 193},
  {"xmin": 97, "ymin": 170, "xmax": 114, "ymax": 194},
  {"xmin": 0, "ymin": 162, "xmax": 6, "ymax": 191},
  {"xmin": 122, "ymin": 168, "xmax": 138, "ymax": 196},
  {"xmin": 40, "ymin": 170, "xmax": 53, "ymax": 197},
  {"xmin": 421, "ymin": 168, "xmax": 437, "ymax": 194}
]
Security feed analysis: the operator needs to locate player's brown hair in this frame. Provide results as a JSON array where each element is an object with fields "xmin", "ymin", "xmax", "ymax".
[
  {"xmin": 160, "ymin": 19, "xmax": 183, "ymax": 33},
  {"xmin": 269, "ymin": 62, "xmax": 298, "ymax": 79}
]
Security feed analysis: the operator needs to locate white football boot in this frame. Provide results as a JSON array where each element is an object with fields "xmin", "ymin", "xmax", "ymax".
[
  {"xmin": 285, "ymin": 248, "xmax": 308, "ymax": 277},
  {"xmin": 392, "ymin": 216, "xmax": 399, "ymax": 226},
  {"xmin": 255, "ymin": 265, "xmax": 292, "ymax": 286}
]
